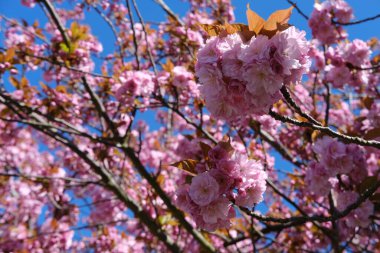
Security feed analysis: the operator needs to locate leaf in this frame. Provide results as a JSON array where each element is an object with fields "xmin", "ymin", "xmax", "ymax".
[
  {"xmin": 9, "ymin": 76, "xmax": 19, "ymax": 88},
  {"xmin": 102, "ymin": 227, "xmax": 109, "ymax": 236},
  {"xmin": 198, "ymin": 24, "xmax": 220, "ymax": 37},
  {"xmin": 5, "ymin": 48, "xmax": 15, "ymax": 62},
  {"xmin": 162, "ymin": 58, "xmax": 174, "ymax": 72},
  {"xmin": 56, "ymin": 85, "xmax": 67, "ymax": 93},
  {"xmin": 157, "ymin": 174, "xmax": 165, "ymax": 186},
  {"xmin": 364, "ymin": 128, "xmax": 380, "ymax": 140},
  {"xmin": 59, "ymin": 43, "xmax": 70, "ymax": 53},
  {"xmin": 362, "ymin": 97, "xmax": 374, "ymax": 110},
  {"xmin": 39, "ymin": 81, "xmax": 48, "ymax": 90},
  {"xmin": 358, "ymin": 176, "xmax": 378, "ymax": 194},
  {"xmin": 199, "ymin": 23, "xmax": 250, "ymax": 37},
  {"xmin": 219, "ymin": 140, "xmax": 234, "ymax": 153},
  {"xmin": 158, "ymin": 214, "xmax": 179, "ymax": 226},
  {"xmin": 50, "ymin": 219, "xmax": 59, "ymax": 229},
  {"xmin": 224, "ymin": 23, "xmax": 251, "ymax": 34},
  {"xmin": 199, "ymin": 142, "xmax": 212, "ymax": 158},
  {"xmin": 263, "ymin": 6, "xmax": 294, "ymax": 31},
  {"xmin": 261, "ymin": 6, "xmax": 294, "ymax": 38},
  {"xmin": 20, "ymin": 77, "xmax": 28, "ymax": 88},
  {"xmin": 370, "ymin": 193, "xmax": 380, "ymax": 203},
  {"xmin": 246, "ymin": 3, "xmax": 265, "ymax": 34},
  {"xmin": 171, "ymin": 159, "xmax": 198, "ymax": 176}
]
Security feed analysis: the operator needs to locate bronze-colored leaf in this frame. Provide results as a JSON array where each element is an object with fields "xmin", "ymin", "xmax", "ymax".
[
  {"xmin": 56, "ymin": 85, "xmax": 67, "ymax": 93},
  {"xmin": 199, "ymin": 142, "xmax": 212, "ymax": 159},
  {"xmin": 199, "ymin": 23, "xmax": 250, "ymax": 37},
  {"xmin": 171, "ymin": 159, "xmax": 198, "ymax": 176},
  {"xmin": 358, "ymin": 176, "xmax": 378, "ymax": 194},
  {"xmin": 260, "ymin": 6, "xmax": 294, "ymax": 38},
  {"xmin": 199, "ymin": 24, "xmax": 221, "ymax": 37},
  {"xmin": 20, "ymin": 77, "xmax": 28, "ymax": 88},
  {"xmin": 364, "ymin": 128, "xmax": 380, "ymax": 140},
  {"xmin": 362, "ymin": 97, "xmax": 374, "ymax": 110},
  {"xmin": 162, "ymin": 58, "xmax": 175, "ymax": 72},
  {"xmin": 239, "ymin": 30, "xmax": 256, "ymax": 42},
  {"xmin": 263, "ymin": 6, "xmax": 294, "ymax": 31},
  {"xmin": 246, "ymin": 3, "xmax": 265, "ymax": 34},
  {"xmin": 370, "ymin": 193, "xmax": 380, "ymax": 203},
  {"xmin": 5, "ymin": 47, "xmax": 15, "ymax": 62},
  {"xmin": 9, "ymin": 76, "xmax": 19, "ymax": 88}
]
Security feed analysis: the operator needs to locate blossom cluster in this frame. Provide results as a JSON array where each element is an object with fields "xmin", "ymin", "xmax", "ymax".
[
  {"xmin": 196, "ymin": 27, "xmax": 310, "ymax": 120},
  {"xmin": 324, "ymin": 39, "xmax": 373, "ymax": 89},
  {"xmin": 305, "ymin": 136, "xmax": 373, "ymax": 228},
  {"xmin": 306, "ymin": 136, "xmax": 368, "ymax": 195},
  {"xmin": 114, "ymin": 70, "xmax": 155, "ymax": 106},
  {"xmin": 308, "ymin": 0, "xmax": 353, "ymax": 44},
  {"xmin": 176, "ymin": 142, "xmax": 267, "ymax": 231}
]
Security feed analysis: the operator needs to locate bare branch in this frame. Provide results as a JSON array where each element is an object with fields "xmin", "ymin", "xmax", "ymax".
[
  {"xmin": 154, "ymin": 0, "xmax": 185, "ymax": 26},
  {"xmin": 334, "ymin": 13, "xmax": 380, "ymax": 26},
  {"xmin": 286, "ymin": 0, "xmax": 309, "ymax": 20}
]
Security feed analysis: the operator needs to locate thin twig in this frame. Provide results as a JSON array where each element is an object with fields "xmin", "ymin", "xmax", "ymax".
[
  {"xmin": 92, "ymin": 4, "xmax": 124, "ymax": 63},
  {"xmin": 131, "ymin": 0, "xmax": 158, "ymax": 74},
  {"xmin": 154, "ymin": 0, "xmax": 184, "ymax": 26},
  {"xmin": 286, "ymin": 0, "xmax": 309, "ymax": 20},
  {"xmin": 324, "ymin": 82, "xmax": 330, "ymax": 126},
  {"xmin": 125, "ymin": 0, "xmax": 140, "ymax": 69},
  {"xmin": 334, "ymin": 13, "xmax": 380, "ymax": 26}
]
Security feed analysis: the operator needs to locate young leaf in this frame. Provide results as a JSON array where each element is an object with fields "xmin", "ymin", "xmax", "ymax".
[
  {"xmin": 261, "ymin": 6, "xmax": 294, "ymax": 37},
  {"xmin": 59, "ymin": 43, "xmax": 70, "ymax": 53},
  {"xmin": 246, "ymin": 3, "xmax": 265, "ymax": 34},
  {"xmin": 358, "ymin": 176, "xmax": 378, "ymax": 194},
  {"xmin": 364, "ymin": 128, "xmax": 380, "ymax": 140},
  {"xmin": 171, "ymin": 159, "xmax": 198, "ymax": 176},
  {"xmin": 199, "ymin": 142, "xmax": 212, "ymax": 159},
  {"xmin": 5, "ymin": 48, "xmax": 16, "ymax": 62},
  {"xmin": 199, "ymin": 24, "xmax": 221, "ymax": 37},
  {"xmin": 224, "ymin": 23, "xmax": 250, "ymax": 34},
  {"xmin": 199, "ymin": 23, "xmax": 250, "ymax": 37}
]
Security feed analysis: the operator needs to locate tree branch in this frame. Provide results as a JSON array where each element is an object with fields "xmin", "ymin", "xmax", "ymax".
[{"xmin": 269, "ymin": 110, "xmax": 380, "ymax": 149}]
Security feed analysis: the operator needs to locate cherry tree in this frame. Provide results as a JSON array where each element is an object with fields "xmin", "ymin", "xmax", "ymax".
[{"xmin": 0, "ymin": 0, "xmax": 379, "ymax": 252}]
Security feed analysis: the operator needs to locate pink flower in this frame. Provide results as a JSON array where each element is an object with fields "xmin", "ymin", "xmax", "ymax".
[
  {"xmin": 313, "ymin": 136, "xmax": 353, "ymax": 175},
  {"xmin": 200, "ymin": 197, "xmax": 230, "ymax": 224},
  {"xmin": 209, "ymin": 169, "xmax": 234, "ymax": 194},
  {"xmin": 342, "ymin": 39, "xmax": 371, "ymax": 66},
  {"xmin": 176, "ymin": 186, "xmax": 197, "ymax": 213},
  {"xmin": 326, "ymin": 66, "xmax": 351, "ymax": 88},
  {"xmin": 115, "ymin": 71, "xmax": 155, "ymax": 104},
  {"xmin": 196, "ymin": 64, "xmax": 223, "ymax": 88},
  {"xmin": 196, "ymin": 27, "xmax": 310, "ymax": 120},
  {"xmin": 222, "ymin": 46, "xmax": 244, "ymax": 80},
  {"xmin": 235, "ymin": 183, "xmax": 266, "ymax": 207},
  {"xmin": 308, "ymin": 0, "xmax": 352, "ymax": 44},
  {"xmin": 243, "ymin": 63, "xmax": 282, "ymax": 95},
  {"xmin": 332, "ymin": 0, "xmax": 353, "ymax": 22},
  {"xmin": 239, "ymin": 35, "xmax": 269, "ymax": 63},
  {"xmin": 305, "ymin": 161, "xmax": 332, "ymax": 196},
  {"xmin": 21, "ymin": 0, "xmax": 36, "ymax": 8},
  {"xmin": 336, "ymin": 191, "xmax": 374, "ymax": 228},
  {"xmin": 189, "ymin": 172, "xmax": 220, "ymax": 206},
  {"xmin": 197, "ymin": 37, "xmax": 222, "ymax": 64}
]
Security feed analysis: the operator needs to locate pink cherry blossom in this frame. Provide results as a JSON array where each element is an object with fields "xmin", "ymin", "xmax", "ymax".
[{"xmin": 189, "ymin": 171, "xmax": 220, "ymax": 206}]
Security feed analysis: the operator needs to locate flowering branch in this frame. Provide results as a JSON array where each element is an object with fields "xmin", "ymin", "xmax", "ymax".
[{"xmin": 269, "ymin": 110, "xmax": 380, "ymax": 149}]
